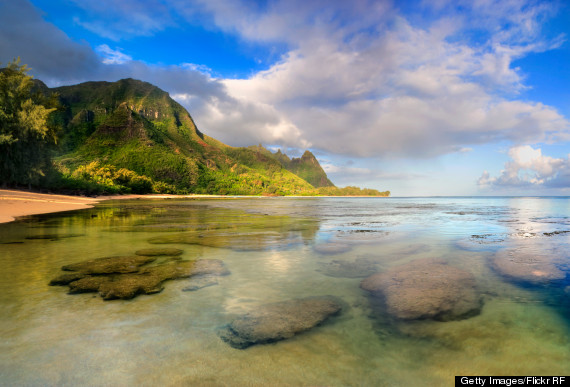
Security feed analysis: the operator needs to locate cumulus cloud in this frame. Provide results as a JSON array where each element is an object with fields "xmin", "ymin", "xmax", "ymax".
[
  {"xmin": 478, "ymin": 145, "xmax": 570, "ymax": 188},
  {"xmin": 1, "ymin": 0, "xmax": 569, "ymax": 164},
  {"xmin": 216, "ymin": 1, "xmax": 569, "ymax": 158}
]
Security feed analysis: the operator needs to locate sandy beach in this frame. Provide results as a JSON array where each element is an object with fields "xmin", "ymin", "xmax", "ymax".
[
  {"xmin": 0, "ymin": 190, "xmax": 239, "ymax": 224},
  {"xmin": 0, "ymin": 189, "xmax": 106, "ymax": 224}
]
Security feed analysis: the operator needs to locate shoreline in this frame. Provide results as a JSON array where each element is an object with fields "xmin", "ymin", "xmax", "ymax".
[
  {"xmin": 0, "ymin": 189, "xmax": 103, "ymax": 224},
  {"xmin": 0, "ymin": 189, "xmax": 389, "ymax": 224},
  {"xmin": 0, "ymin": 190, "xmax": 218, "ymax": 224}
]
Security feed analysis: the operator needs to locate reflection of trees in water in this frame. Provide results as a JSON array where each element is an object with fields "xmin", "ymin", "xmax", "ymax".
[{"xmin": 95, "ymin": 199, "xmax": 322, "ymax": 251}]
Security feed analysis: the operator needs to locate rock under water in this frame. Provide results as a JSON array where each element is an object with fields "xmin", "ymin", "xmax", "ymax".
[
  {"xmin": 50, "ymin": 257, "xmax": 229, "ymax": 300},
  {"xmin": 135, "ymin": 248, "xmax": 184, "ymax": 256},
  {"xmin": 490, "ymin": 249, "xmax": 567, "ymax": 285},
  {"xmin": 316, "ymin": 257, "xmax": 379, "ymax": 278},
  {"xmin": 61, "ymin": 255, "xmax": 157, "ymax": 274},
  {"xmin": 360, "ymin": 258, "xmax": 482, "ymax": 321},
  {"xmin": 218, "ymin": 296, "xmax": 343, "ymax": 349}
]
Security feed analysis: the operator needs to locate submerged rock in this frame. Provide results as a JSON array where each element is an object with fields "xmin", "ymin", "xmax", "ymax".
[
  {"xmin": 49, "ymin": 272, "xmax": 89, "ymax": 286},
  {"xmin": 135, "ymin": 248, "xmax": 184, "ymax": 256},
  {"xmin": 190, "ymin": 259, "xmax": 231, "ymax": 277},
  {"xmin": 68, "ymin": 276, "xmax": 112, "ymax": 294},
  {"xmin": 182, "ymin": 276, "xmax": 219, "ymax": 292},
  {"xmin": 181, "ymin": 259, "xmax": 230, "ymax": 291},
  {"xmin": 62, "ymin": 255, "xmax": 157, "ymax": 274},
  {"xmin": 313, "ymin": 242, "xmax": 352, "ymax": 255},
  {"xmin": 455, "ymin": 234, "xmax": 506, "ymax": 251},
  {"xmin": 148, "ymin": 230, "xmax": 290, "ymax": 251},
  {"xmin": 491, "ymin": 249, "xmax": 566, "ymax": 285},
  {"xmin": 360, "ymin": 258, "xmax": 482, "ymax": 321},
  {"xmin": 50, "ymin": 257, "xmax": 230, "ymax": 300},
  {"xmin": 97, "ymin": 274, "xmax": 165, "ymax": 300},
  {"xmin": 316, "ymin": 257, "xmax": 378, "ymax": 278},
  {"xmin": 218, "ymin": 296, "xmax": 343, "ymax": 349}
]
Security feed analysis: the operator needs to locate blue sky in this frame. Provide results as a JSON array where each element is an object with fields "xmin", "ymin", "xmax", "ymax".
[{"xmin": 1, "ymin": 0, "xmax": 570, "ymax": 195}]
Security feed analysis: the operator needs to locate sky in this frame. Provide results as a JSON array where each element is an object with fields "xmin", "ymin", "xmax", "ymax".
[{"xmin": 1, "ymin": 0, "xmax": 570, "ymax": 196}]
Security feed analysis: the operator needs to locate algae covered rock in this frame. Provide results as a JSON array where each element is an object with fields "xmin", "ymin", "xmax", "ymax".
[
  {"xmin": 68, "ymin": 276, "xmax": 112, "ymax": 294},
  {"xmin": 50, "ymin": 255, "xmax": 230, "ymax": 300},
  {"xmin": 360, "ymin": 258, "xmax": 482, "ymax": 321},
  {"xmin": 49, "ymin": 272, "xmax": 89, "ymax": 286},
  {"xmin": 62, "ymin": 255, "xmax": 156, "ymax": 274},
  {"xmin": 218, "ymin": 296, "xmax": 342, "ymax": 349},
  {"xmin": 97, "ymin": 274, "xmax": 165, "ymax": 300}
]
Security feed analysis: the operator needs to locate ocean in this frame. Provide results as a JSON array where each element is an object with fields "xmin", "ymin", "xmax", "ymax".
[{"xmin": 1, "ymin": 196, "xmax": 569, "ymax": 385}]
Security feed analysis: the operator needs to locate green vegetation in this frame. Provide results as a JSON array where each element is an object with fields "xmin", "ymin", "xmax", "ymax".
[
  {"xmin": 249, "ymin": 146, "xmax": 334, "ymax": 188},
  {"xmin": 52, "ymin": 161, "xmax": 157, "ymax": 194},
  {"xmin": 0, "ymin": 58, "xmax": 58, "ymax": 188},
  {"xmin": 0, "ymin": 62, "xmax": 390, "ymax": 196},
  {"xmin": 317, "ymin": 186, "xmax": 390, "ymax": 197}
]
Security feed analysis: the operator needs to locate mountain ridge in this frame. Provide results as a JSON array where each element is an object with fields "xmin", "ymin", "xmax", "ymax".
[{"xmin": 39, "ymin": 77, "xmax": 388, "ymax": 196}]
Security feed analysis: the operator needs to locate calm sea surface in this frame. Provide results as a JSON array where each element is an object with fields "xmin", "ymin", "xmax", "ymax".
[{"xmin": 1, "ymin": 197, "xmax": 569, "ymax": 386}]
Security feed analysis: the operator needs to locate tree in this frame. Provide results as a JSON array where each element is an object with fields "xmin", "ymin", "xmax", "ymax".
[{"xmin": 0, "ymin": 58, "xmax": 58, "ymax": 188}]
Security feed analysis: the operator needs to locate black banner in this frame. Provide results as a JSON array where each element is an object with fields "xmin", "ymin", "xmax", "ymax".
[{"xmin": 456, "ymin": 376, "xmax": 570, "ymax": 386}]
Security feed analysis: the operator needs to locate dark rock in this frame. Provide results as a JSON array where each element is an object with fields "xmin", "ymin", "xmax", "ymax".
[
  {"xmin": 62, "ymin": 255, "xmax": 156, "ymax": 274},
  {"xmin": 543, "ymin": 230, "xmax": 570, "ymax": 237},
  {"xmin": 491, "ymin": 249, "xmax": 566, "ymax": 285},
  {"xmin": 218, "ymin": 296, "xmax": 342, "ymax": 349},
  {"xmin": 360, "ymin": 258, "xmax": 482, "ymax": 321},
  {"xmin": 135, "ymin": 248, "xmax": 184, "ymax": 256}
]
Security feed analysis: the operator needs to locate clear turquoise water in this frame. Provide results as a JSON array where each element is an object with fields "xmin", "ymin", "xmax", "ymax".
[{"xmin": 0, "ymin": 197, "xmax": 569, "ymax": 386}]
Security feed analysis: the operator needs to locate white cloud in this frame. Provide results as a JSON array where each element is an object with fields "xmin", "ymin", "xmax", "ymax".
[
  {"xmin": 70, "ymin": 0, "xmax": 173, "ymax": 40},
  {"xmin": 3, "ymin": 0, "xmax": 569, "ymax": 166},
  {"xmin": 96, "ymin": 45, "xmax": 132, "ymax": 64},
  {"xmin": 210, "ymin": 1, "xmax": 569, "ymax": 158},
  {"xmin": 478, "ymin": 145, "xmax": 569, "ymax": 188}
]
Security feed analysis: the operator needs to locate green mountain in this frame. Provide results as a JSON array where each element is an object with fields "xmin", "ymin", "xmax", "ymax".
[
  {"xmin": 249, "ymin": 146, "xmax": 333, "ymax": 187},
  {"xmin": 40, "ymin": 77, "xmax": 388, "ymax": 196}
]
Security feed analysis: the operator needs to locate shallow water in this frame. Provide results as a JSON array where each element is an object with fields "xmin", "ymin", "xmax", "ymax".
[{"xmin": 0, "ymin": 197, "xmax": 569, "ymax": 386}]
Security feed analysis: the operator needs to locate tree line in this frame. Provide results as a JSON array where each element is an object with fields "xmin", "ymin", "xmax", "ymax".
[{"xmin": 0, "ymin": 58, "xmax": 59, "ymax": 189}]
